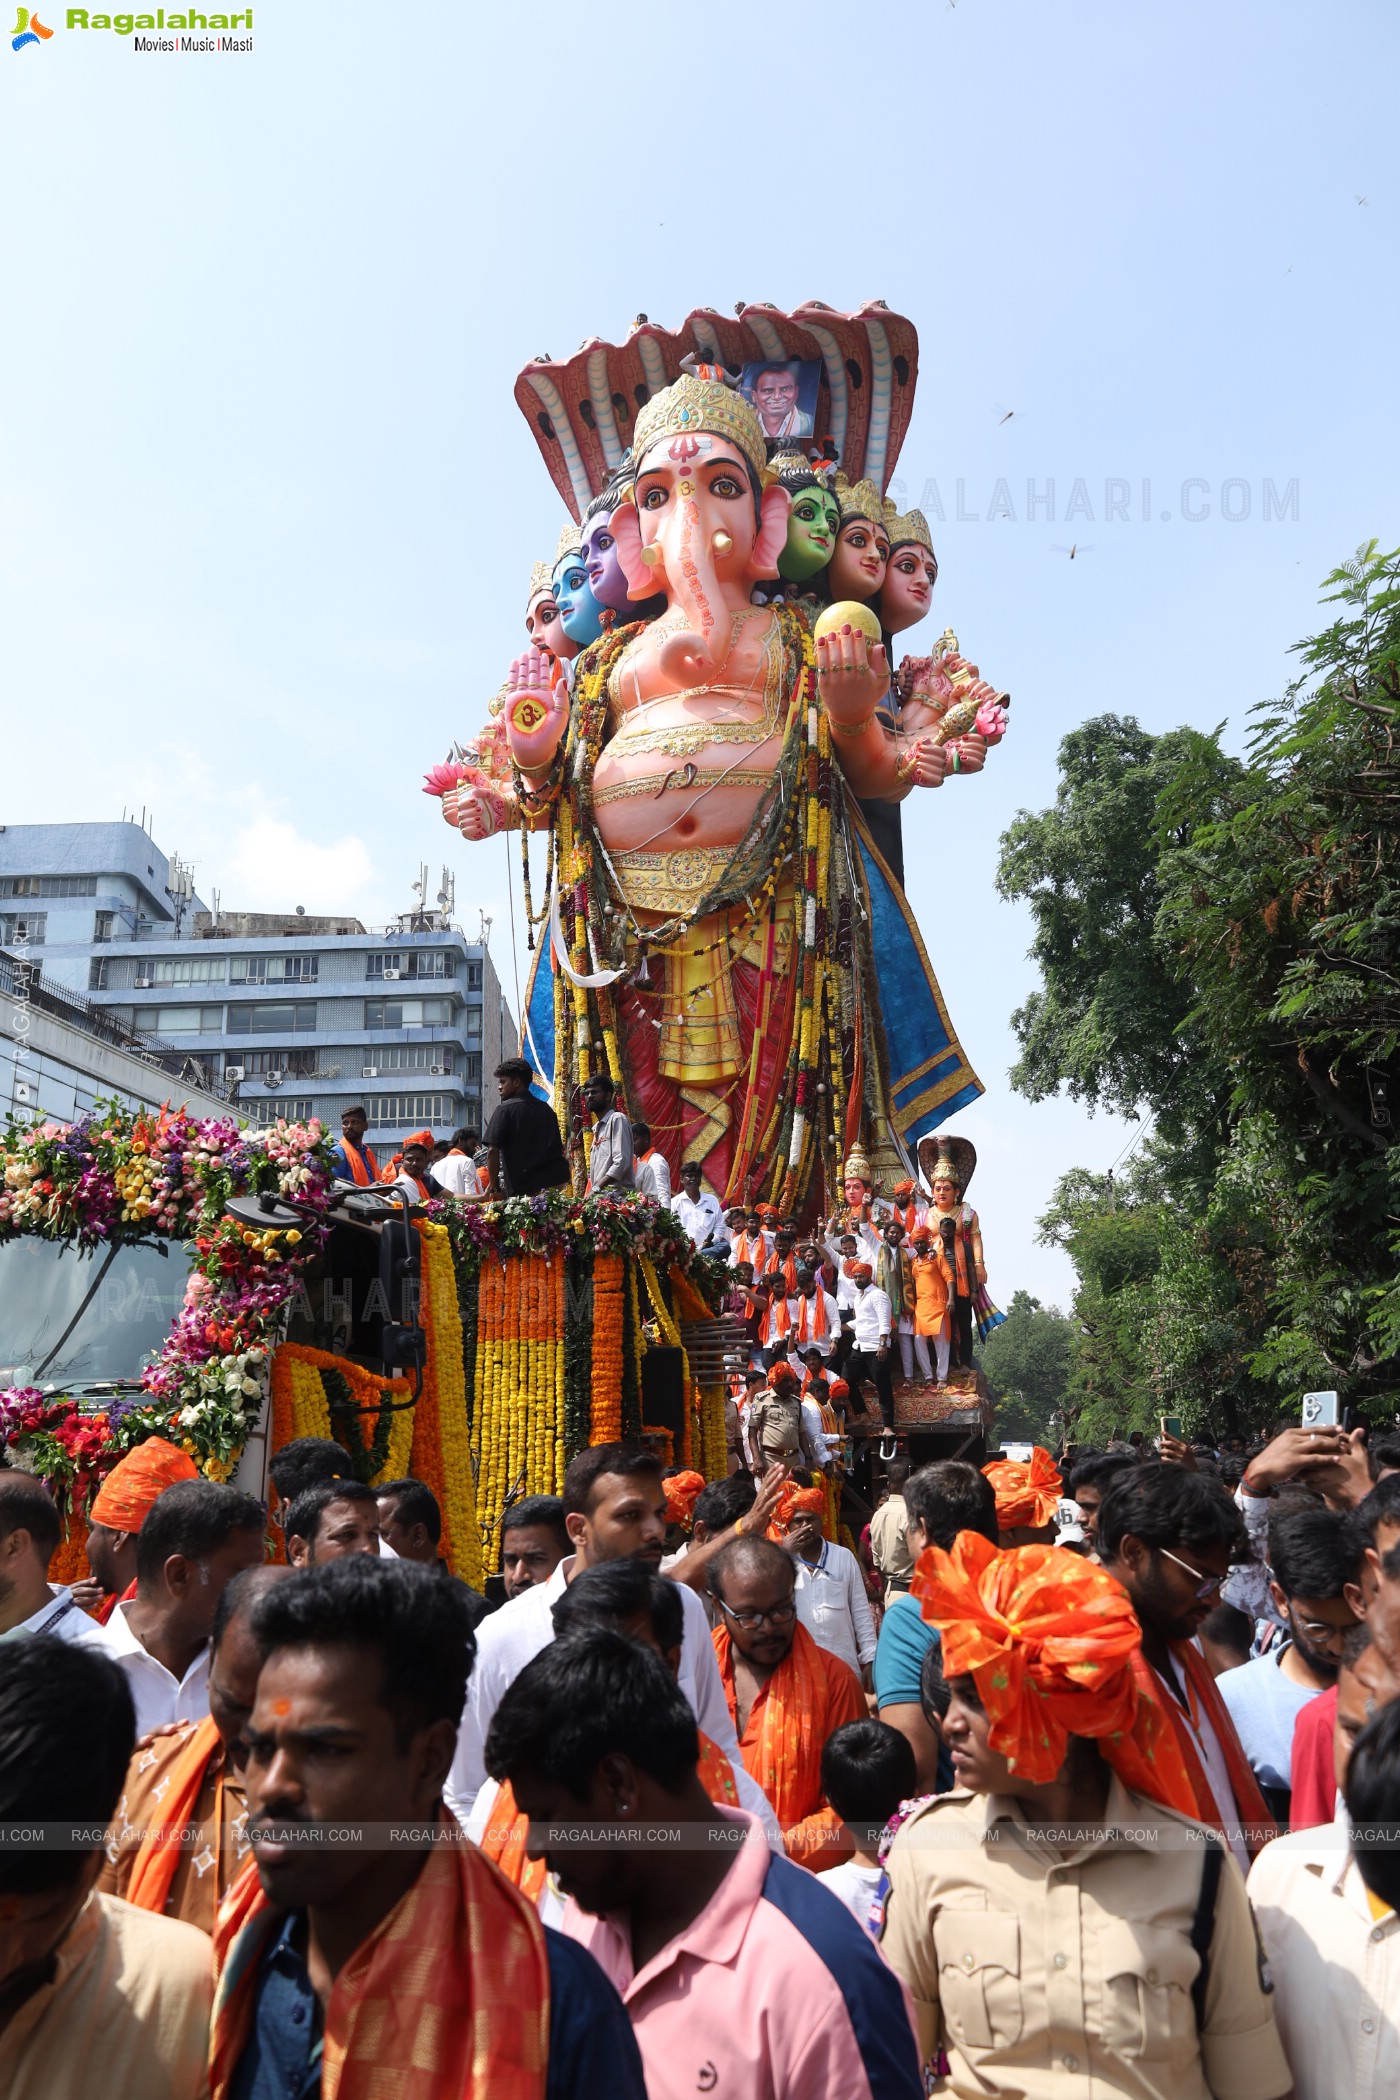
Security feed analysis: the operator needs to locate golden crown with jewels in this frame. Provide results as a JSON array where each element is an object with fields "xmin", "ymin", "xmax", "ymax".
[
  {"xmin": 631, "ymin": 375, "xmax": 772, "ymax": 485},
  {"xmin": 883, "ymin": 502, "xmax": 934, "ymax": 553},
  {"xmin": 525, "ymin": 559, "xmax": 553, "ymax": 607},
  {"xmin": 833, "ymin": 473, "xmax": 885, "ymax": 527},
  {"xmin": 552, "ymin": 521, "xmax": 583, "ymax": 570}
]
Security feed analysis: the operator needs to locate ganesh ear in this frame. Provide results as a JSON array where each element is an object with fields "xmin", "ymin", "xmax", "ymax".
[
  {"xmin": 748, "ymin": 485, "xmax": 791, "ymax": 580},
  {"xmin": 610, "ymin": 501, "xmax": 656, "ymax": 599}
]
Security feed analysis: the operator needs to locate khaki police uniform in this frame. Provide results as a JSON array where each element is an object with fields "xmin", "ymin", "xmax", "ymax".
[{"xmin": 880, "ymin": 1775, "xmax": 1291, "ymax": 2099}]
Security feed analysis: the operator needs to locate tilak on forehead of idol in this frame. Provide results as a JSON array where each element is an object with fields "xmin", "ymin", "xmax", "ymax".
[{"xmin": 550, "ymin": 519, "xmax": 606, "ymax": 647}]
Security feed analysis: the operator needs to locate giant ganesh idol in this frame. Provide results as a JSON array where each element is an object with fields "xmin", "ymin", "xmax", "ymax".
[{"xmin": 427, "ymin": 303, "xmax": 1008, "ymax": 1212}]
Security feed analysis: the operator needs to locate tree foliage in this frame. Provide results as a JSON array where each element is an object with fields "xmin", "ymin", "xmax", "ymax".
[
  {"xmin": 1001, "ymin": 545, "xmax": 1400, "ymax": 1434},
  {"xmin": 979, "ymin": 1289, "xmax": 1076, "ymax": 1446}
]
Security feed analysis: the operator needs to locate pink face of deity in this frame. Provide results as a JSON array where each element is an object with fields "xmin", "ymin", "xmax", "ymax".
[
  {"xmin": 581, "ymin": 507, "xmax": 633, "ymax": 616},
  {"xmin": 827, "ymin": 517, "xmax": 890, "ymax": 603},
  {"xmin": 843, "ymin": 1176, "xmax": 868, "ymax": 1211},
  {"xmin": 634, "ymin": 436, "xmax": 759, "ymax": 587},
  {"xmin": 932, "ymin": 1177, "xmax": 959, "ymax": 1211},
  {"xmin": 526, "ymin": 588, "xmax": 577, "ymax": 660},
  {"xmin": 880, "ymin": 543, "xmax": 938, "ymax": 634}
]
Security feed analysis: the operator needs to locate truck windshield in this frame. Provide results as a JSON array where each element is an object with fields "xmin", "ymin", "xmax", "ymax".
[{"xmin": 0, "ymin": 1237, "xmax": 194, "ymax": 1389}]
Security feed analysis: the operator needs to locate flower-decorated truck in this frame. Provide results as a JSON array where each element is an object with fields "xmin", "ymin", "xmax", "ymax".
[{"xmin": 0, "ymin": 1103, "xmax": 731, "ymax": 1584}]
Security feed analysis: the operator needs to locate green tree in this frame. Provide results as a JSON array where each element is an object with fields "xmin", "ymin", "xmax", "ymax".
[
  {"xmin": 980, "ymin": 1289, "xmax": 1076, "ymax": 1446},
  {"xmin": 1002, "ymin": 547, "xmax": 1400, "ymax": 1429}
]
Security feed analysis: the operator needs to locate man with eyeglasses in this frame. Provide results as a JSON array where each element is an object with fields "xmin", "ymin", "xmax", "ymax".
[
  {"xmin": 708, "ymin": 1535, "xmax": 865, "ymax": 1869},
  {"xmin": 1098, "ymin": 1464, "xmax": 1277, "ymax": 1866},
  {"xmin": 1217, "ymin": 1502, "xmax": 1359, "ymax": 1824},
  {"xmin": 100, "ymin": 1565, "xmax": 293, "ymax": 1935}
]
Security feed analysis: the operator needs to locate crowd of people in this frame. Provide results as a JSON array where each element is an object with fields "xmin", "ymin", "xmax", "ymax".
[{"xmin": 3, "ymin": 1400, "xmax": 1399, "ymax": 2097}]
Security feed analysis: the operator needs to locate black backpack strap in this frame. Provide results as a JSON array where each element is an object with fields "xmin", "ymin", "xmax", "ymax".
[{"xmin": 1189, "ymin": 1834, "xmax": 1225, "ymax": 2029}]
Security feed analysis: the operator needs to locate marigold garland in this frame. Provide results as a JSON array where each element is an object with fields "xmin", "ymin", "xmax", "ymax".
[
  {"xmin": 590, "ymin": 1254, "xmax": 625, "ymax": 1444},
  {"xmin": 410, "ymin": 1221, "xmax": 483, "ymax": 1587},
  {"xmin": 268, "ymin": 1344, "xmax": 414, "ymax": 1489}
]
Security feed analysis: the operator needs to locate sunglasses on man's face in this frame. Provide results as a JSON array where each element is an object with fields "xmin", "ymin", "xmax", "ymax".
[{"xmin": 1157, "ymin": 1545, "xmax": 1225, "ymax": 1601}]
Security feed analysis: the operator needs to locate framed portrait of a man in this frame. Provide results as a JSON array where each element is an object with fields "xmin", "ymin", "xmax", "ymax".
[{"xmin": 740, "ymin": 358, "xmax": 820, "ymax": 441}]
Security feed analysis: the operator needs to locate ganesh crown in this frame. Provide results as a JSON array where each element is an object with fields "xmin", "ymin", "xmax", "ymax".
[
  {"xmin": 834, "ymin": 473, "xmax": 885, "ymax": 527},
  {"xmin": 631, "ymin": 375, "xmax": 771, "ymax": 485}
]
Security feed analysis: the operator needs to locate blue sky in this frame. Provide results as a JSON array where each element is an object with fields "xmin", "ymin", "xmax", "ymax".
[{"xmin": 3, "ymin": 0, "xmax": 1396, "ymax": 1307}]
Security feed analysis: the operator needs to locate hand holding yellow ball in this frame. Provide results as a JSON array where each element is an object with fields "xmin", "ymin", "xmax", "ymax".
[{"xmin": 813, "ymin": 601, "xmax": 889, "ymax": 728}]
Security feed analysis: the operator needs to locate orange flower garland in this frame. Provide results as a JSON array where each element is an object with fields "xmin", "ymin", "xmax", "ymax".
[
  {"xmin": 410, "ymin": 1221, "xmax": 484, "ymax": 1587},
  {"xmin": 470, "ymin": 1251, "xmax": 566, "ymax": 1557},
  {"xmin": 590, "ymin": 1253, "xmax": 624, "ymax": 1444},
  {"xmin": 268, "ymin": 1344, "xmax": 416, "ymax": 1485}
]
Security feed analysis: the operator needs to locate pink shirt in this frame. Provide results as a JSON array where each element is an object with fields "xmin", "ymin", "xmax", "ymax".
[{"xmin": 562, "ymin": 1809, "xmax": 923, "ymax": 2100}]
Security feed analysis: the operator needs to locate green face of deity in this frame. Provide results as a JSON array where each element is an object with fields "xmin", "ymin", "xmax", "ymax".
[{"xmin": 777, "ymin": 486, "xmax": 841, "ymax": 582}]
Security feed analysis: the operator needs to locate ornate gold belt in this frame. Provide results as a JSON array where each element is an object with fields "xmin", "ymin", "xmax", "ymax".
[
  {"xmin": 608, "ymin": 843, "xmax": 742, "ymax": 916},
  {"xmin": 592, "ymin": 767, "xmax": 778, "ymax": 806}
]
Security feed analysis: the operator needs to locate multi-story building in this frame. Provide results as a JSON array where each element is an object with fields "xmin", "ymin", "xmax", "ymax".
[{"xmin": 0, "ymin": 822, "xmax": 514, "ymax": 1150}]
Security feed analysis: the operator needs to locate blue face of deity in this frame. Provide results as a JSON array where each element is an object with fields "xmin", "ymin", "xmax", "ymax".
[{"xmin": 552, "ymin": 557, "xmax": 605, "ymax": 646}]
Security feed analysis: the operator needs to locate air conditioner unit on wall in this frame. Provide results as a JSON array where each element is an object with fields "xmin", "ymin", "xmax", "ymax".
[
  {"xmin": 362, "ymin": 1066, "xmax": 379, "ymax": 1078},
  {"xmin": 381, "ymin": 968, "xmax": 402, "ymax": 981},
  {"xmin": 225, "ymin": 1066, "xmax": 246, "ymax": 1082},
  {"xmin": 428, "ymin": 1064, "xmax": 444, "ymax": 1075}
]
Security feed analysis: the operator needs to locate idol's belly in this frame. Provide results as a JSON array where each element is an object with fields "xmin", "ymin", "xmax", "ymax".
[{"xmin": 590, "ymin": 727, "xmax": 786, "ymax": 852}]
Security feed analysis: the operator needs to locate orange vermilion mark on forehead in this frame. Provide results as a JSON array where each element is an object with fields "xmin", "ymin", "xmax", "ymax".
[{"xmin": 272, "ymin": 1698, "xmax": 291, "ymax": 1717}]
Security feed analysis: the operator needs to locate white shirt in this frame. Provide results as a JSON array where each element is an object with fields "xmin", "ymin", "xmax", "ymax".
[
  {"xmin": 98, "ymin": 1600, "xmax": 211, "ymax": 1740},
  {"xmin": 850, "ymin": 1283, "xmax": 893, "ymax": 1349},
  {"xmin": 4, "ymin": 1586, "xmax": 112, "ymax": 1651},
  {"xmin": 673, "ymin": 1189, "xmax": 725, "ymax": 1250},
  {"xmin": 793, "ymin": 1540, "xmax": 877, "ymax": 1674},
  {"xmin": 799, "ymin": 1395, "xmax": 837, "ymax": 1471},
  {"xmin": 1149, "ymin": 1659, "xmax": 1250, "ymax": 1871},
  {"xmin": 433, "ymin": 1151, "xmax": 481, "ymax": 1199},
  {"xmin": 1248, "ymin": 1815, "xmax": 1400, "ymax": 2100},
  {"xmin": 633, "ymin": 1149, "xmax": 672, "ymax": 1207},
  {"xmin": 445, "ymin": 1553, "xmax": 743, "ymax": 1815},
  {"xmin": 585, "ymin": 1109, "xmax": 634, "ymax": 1191},
  {"xmin": 816, "ymin": 1858, "xmax": 883, "ymax": 1933}
]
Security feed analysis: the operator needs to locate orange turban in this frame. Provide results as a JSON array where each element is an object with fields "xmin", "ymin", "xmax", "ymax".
[
  {"xmin": 849, "ymin": 1261, "xmax": 873, "ymax": 1283},
  {"xmin": 982, "ymin": 1445, "xmax": 1062, "ymax": 1528},
  {"xmin": 769, "ymin": 1363, "xmax": 799, "ymax": 1392},
  {"xmin": 892, "ymin": 1179, "xmax": 915, "ymax": 1199},
  {"xmin": 404, "ymin": 1130, "xmax": 434, "ymax": 1150},
  {"xmin": 89, "ymin": 1436, "xmax": 199, "ymax": 1533},
  {"xmin": 827, "ymin": 1379, "xmax": 849, "ymax": 1403},
  {"xmin": 912, "ymin": 1533, "xmax": 1197, "ymax": 1809},
  {"xmin": 768, "ymin": 1481, "xmax": 826, "ymax": 1539},
  {"xmin": 663, "ymin": 1470, "xmax": 706, "ymax": 1530}
]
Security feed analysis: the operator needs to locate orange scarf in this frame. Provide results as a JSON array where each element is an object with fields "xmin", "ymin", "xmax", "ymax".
[
  {"xmin": 1133, "ymin": 1645, "xmax": 1278, "ymax": 1859},
  {"xmin": 337, "ymin": 1137, "xmax": 378, "ymax": 1186},
  {"xmin": 794, "ymin": 1290, "xmax": 829, "ymax": 1347},
  {"xmin": 482, "ymin": 1734, "xmax": 742, "ymax": 1906},
  {"xmin": 712, "ymin": 1619, "xmax": 864, "ymax": 1869},
  {"xmin": 764, "ymin": 1253, "xmax": 798, "ymax": 1290},
  {"xmin": 125, "ymin": 1715, "xmax": 222, "ymax": 1916},
  {"xmin": 211, "ymin": 1834, "xmax": 550, "ymax": 2100},
  {"xmin": 732, "ymin": 1230, "xmax": 768, "ymax": 1270}
]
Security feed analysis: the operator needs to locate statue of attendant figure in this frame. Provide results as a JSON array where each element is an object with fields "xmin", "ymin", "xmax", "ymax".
[
  {"xmin": 487, "ymin": 374, "xmax": 956, "ymax": 1206},
  {"xmin": 916, "ymin": 1134, "xmax": 1003, "ymax": 1380}
]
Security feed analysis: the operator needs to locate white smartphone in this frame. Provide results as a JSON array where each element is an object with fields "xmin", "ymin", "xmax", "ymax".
[{"xmin": 1301, "ymin": 1390, "xmax": 1340, "ymax": 1428}]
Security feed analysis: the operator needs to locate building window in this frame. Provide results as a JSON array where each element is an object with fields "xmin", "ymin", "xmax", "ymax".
[
  {"xmin": 93, "ymin": 911, "xmax": 116, "ymax": 943},
  {"xmin": 363, "ymin": 997, "xmax": 452, "ymax": 1030},
  {"xmin": 138, "ymin": 957, "xmax": 228, "ymax": 988},
  {"xmin": 366, "ymin": 952, "xmax": 408, "ymax": 980},
  {"xmin": 89, "ymin": 958, "xmax": 110, "ymax": 991},
  {"xmin": 232, "ymin": 1002, "xmax": 319, "ymax": 1034},
  {"xmin": 363, "ymin": 1093, "xmax": 455, "ymax": 1127},
  {"xmin": 226, "ymin": 1048, "xmax": 318, "ymax": 1078},
  {"xmin": 0, "ymin": 913, "xmax": 46, "ymax": 945},
  {"xmin": 154, "ymin": 1005, "xmax": 226, "ymax": 1035},
  {"xmin": 464, "ymin": 1053, "xmax": 482, "ymax": 1083},
  {"xmin": 0, "ymin": 875, "xmax": 97, "ymax": 898},
  {"xmin": 243, "ymin": 1098, "xmax": 316, "ymax": 1125},
  {"xmin": 230, "ymin": 955, "xmax": 319, "ymax": 985},
  {"xmin": 467, "ymin": 960, "xmax": 483, "ymax": 989},
  {"xmin": 366, "ymin": 951, "xmax": 450, "ymax": 981},
  {"xmin": 359, "ymin": 1044, "xmax": 452, "ymax": 1072},
  {"xmin": 464, "ymin": 1003, "xmax": 483, "ymax": 1034}
]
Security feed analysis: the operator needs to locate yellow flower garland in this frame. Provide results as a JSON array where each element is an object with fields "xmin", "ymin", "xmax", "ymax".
[
  {"xmin": 268, "ymin": 1343, "xmax": 416, "ymax": 1486},
  {"xmin": 471, "ymin": 1251, "xmax": 567, "ymax": 1560},
  {"xmin": 411, "ymin": 1222, "xmax": 484, "ymax": 1587}
]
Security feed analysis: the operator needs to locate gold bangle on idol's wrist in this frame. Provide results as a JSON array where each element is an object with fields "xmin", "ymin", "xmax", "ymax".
[{"xmin": 831, "ymin": 711, "xmax": 877, "ymax": 738}]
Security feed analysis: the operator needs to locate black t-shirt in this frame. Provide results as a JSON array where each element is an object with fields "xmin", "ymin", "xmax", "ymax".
[{"xmin": 484, "ymin": 1093, "xmax": 570, "ymax": 1196}]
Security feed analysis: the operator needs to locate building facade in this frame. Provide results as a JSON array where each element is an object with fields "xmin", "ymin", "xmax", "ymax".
[{"xmin": 0, "ymin": 823, "xmax": 514, "ymax": 1150}]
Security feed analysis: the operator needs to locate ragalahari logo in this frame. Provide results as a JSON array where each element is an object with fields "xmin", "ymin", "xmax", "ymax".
[{"xmin": 11, "ymin": 6, "xmax": 54, "ymax": 47}]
